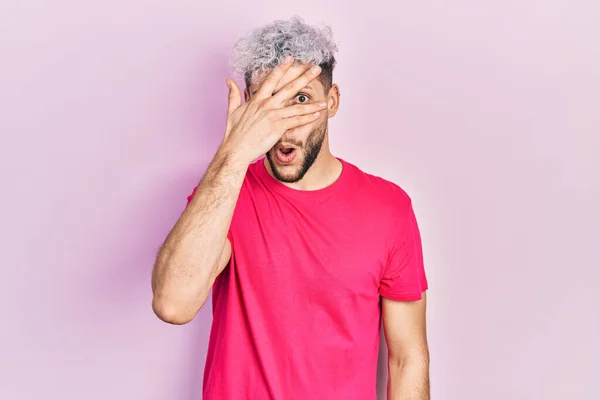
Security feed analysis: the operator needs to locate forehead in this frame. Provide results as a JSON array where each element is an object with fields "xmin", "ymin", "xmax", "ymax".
[{"xmin": 248, "ymin": 63, "xmax": 325, "ymax": 95}]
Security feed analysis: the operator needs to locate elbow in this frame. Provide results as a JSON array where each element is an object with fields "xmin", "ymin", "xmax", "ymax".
[
  {"xmin": 152, "ymin": 296, "xmax": 201, "ymax": 325},
  {"xmin": 389, "ymin": 356, "xmax": 428, "ymax": 371},
  {"xmin": 388, "ymin": 345, "xmax": 430, "ymax": 369}
]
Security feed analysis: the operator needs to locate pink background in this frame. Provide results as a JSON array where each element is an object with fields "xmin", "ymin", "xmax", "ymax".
[{"xmin": 2, "ymin": 1, "xmax": 599, "ymax": 399}]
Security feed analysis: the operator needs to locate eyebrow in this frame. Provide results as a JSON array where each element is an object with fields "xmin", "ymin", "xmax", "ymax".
[{"xmin": 251, "ymin": 85, "xmax": 313, "ymax": 96}]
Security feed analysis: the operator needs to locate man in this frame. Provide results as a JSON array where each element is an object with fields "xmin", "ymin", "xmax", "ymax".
[{"xmin": 151, "ymin": 16, "xmax": 430, "ymax": 400}]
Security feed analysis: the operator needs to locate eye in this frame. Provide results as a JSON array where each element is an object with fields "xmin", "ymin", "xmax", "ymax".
[{"xmin": 294, "ymin": 93, "xmax": 309, "ymax": 103}]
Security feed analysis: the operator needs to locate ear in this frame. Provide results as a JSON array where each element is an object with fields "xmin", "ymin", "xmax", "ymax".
[
  {"xmin": 326, "ymin": 83, "xmax": 341, "ymax": 118},
  {"xmin": 244, "ymin": 88, "xmax": 250, "ymax": 103}
]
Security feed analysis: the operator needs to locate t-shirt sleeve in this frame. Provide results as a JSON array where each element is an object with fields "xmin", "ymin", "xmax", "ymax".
[{"xmin": 379, "ymin": 201, "xmax": 428, "ymax": 301}]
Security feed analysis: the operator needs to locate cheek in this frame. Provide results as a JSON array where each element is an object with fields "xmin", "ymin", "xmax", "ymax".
[{"xmin": 285, "ymin": 123, "xmax": 315, "ymax": 141}]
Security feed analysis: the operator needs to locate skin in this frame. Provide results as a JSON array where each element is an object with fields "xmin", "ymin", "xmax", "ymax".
[
  {"xmin": 384, "ymin": 294, "xmax": 430, "ymax": 399},
  {"xmin": 245, "ymin": 62, "xmax": 342, "ymax": 189},
  {"xmin": 151, "ymin": 55, "xmax": 429, "ymax": 399},
  {"xmin": 151, "ymin": 57, "xmax": 326, "ymax": 324}
]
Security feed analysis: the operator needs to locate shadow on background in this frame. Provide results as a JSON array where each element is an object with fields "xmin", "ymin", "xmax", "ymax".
[
  {"xmin": 178, "ymin": 49, "xmax": 233, "ymax": 399},
  {"xmin": 68, "ymin": 48, "xmax": 234, "ymax": 398}
]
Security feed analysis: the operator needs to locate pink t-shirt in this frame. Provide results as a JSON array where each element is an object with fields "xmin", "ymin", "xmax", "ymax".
[{"xmin": 186, "ymin": 158, "xmax": 428, "ymax": 400}]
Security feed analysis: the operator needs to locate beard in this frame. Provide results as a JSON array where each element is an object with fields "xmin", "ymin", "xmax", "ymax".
[{"xmin": 266, "ymin": 121, "xmax": 327, "ymax": 183}]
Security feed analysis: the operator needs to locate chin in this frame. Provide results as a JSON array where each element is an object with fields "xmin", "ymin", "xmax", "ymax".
[
  {"xmin": 267, "ymin": 151, "xmax": 306, "ymax": 183},
  {"xmin": 274, "ymin": 162, "xmax": 304, "ymax": 183},
  {"xmin": 276, "ymin": 169, "xmax": 303, "ymax": 183}
]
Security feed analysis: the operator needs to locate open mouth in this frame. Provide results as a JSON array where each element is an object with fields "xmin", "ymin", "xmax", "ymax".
[{"xmin": 275, "ymin": 145, "xmax": 297, "ymax": 164}]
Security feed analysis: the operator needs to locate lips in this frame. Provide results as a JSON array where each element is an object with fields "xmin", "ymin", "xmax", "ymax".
[{"xmin": 275, "ymin": 144, "xmax": 297, "ymax": 164}]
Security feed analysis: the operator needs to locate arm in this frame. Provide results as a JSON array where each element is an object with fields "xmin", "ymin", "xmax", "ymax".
[
  {"xmin": 151, "ymin": 149, "xmax": 245, "ymax": 324},
  {"xmin": 382, "ymin": 293, "xmax": 430, "ymax": 400},
  {"xmin": 151, "ymin": 58, "xmax": 327, "ymax": 325}
]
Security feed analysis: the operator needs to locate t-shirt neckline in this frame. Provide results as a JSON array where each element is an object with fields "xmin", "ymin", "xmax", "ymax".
[{"xmin": 255, "ymin": 156, "xmax": 349, "ymax": 199}]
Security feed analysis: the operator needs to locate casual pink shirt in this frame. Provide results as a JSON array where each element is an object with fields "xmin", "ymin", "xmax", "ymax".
[{"xmin": 186, "ymin": 158, "xmax": 428, "ymax": 399}]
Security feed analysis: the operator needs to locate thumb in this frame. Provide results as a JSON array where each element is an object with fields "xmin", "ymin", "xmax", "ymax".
[{"xmin": 226, "ymin": 78, "xmax": 242, "ymax": 115}]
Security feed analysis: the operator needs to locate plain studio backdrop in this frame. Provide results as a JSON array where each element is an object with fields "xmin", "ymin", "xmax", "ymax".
[{"xmin": 1, "ymin": 1, "xmax": 598, "ymax": 399}]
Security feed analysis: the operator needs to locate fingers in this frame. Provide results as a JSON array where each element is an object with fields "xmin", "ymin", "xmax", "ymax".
[
  {"xmin": 269, "ymin": 65, "xmax": 322, "ymax": 106},
  {"xmin": 253, "ymin": 56, "xmax": 295, "ymax": 100},
  {"xmin": 226, "ymin": 78, "xmax": 242, "ymax": 115},
  {"xmin": 271, "ymin": 63, "xmax": 313, "ymax": 96},
  {"xmin": 278, "ymin": 111, "xmax": 323, "ymax": 131},
  {"xmin": 270, "ymin": 101, "xmax": 328, "ymax": 119}
]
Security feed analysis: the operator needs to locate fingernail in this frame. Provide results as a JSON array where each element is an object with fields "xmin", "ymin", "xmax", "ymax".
[
  {"xmin": 311, "ymin": 65, "xmax": 321, "ymax": 73},
  {"xmin": 283, "ymin": 56, "xmax": 293, "ymax": 64},
  {"xmin": 319, "ymin": 102, "xmax": 327, "ymax": 107},
  {"xmin": 313, "ymin": 112, "xmax": 320, "ymax": 116}
]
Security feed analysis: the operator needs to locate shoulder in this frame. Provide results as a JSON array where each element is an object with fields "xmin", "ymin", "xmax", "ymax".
[
  {"xmin": 246, "ymin": 157, "xmax": 264, "ymax": 178},
  {"xmin": 341, "ymin": 159, "xmax": 413, "ymax": 215},
  {"xmin": 241, "ymin": 158, "xmax": 267, "ymax": 190}
]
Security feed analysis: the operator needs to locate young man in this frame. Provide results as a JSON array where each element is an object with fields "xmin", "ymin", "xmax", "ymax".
[{"xmin": 152, "ymin": 16, "xmax": 430, "ymax": 400}]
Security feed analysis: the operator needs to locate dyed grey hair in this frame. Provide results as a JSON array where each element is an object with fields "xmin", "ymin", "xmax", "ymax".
[{"xmin": 230, "ymin": 16, "xmax": 339, "ymax": 91}]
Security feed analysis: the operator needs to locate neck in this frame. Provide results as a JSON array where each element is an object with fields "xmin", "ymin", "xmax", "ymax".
[{"xmin": 264, "ymin": 136, "xmax": 342, "ymax": 191}]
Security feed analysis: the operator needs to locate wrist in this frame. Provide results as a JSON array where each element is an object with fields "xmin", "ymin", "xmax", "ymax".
[{"xmin": 215, "ymin": 143, "xmax": 251, "ymax": 173}]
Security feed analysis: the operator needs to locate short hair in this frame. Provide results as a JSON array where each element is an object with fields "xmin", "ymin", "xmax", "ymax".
[{"xmin": 230, "ymin": 16, "xmax": 338, "ymax": 92}]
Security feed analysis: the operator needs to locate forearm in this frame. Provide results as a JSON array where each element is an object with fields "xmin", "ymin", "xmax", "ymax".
[
  {"xmin": 151, "ymin": 147, "xmax": 247, "ymax": 322},
  {"xmin": 388, "ymin": 356, "xmax": 430, "ymax": 400}
]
